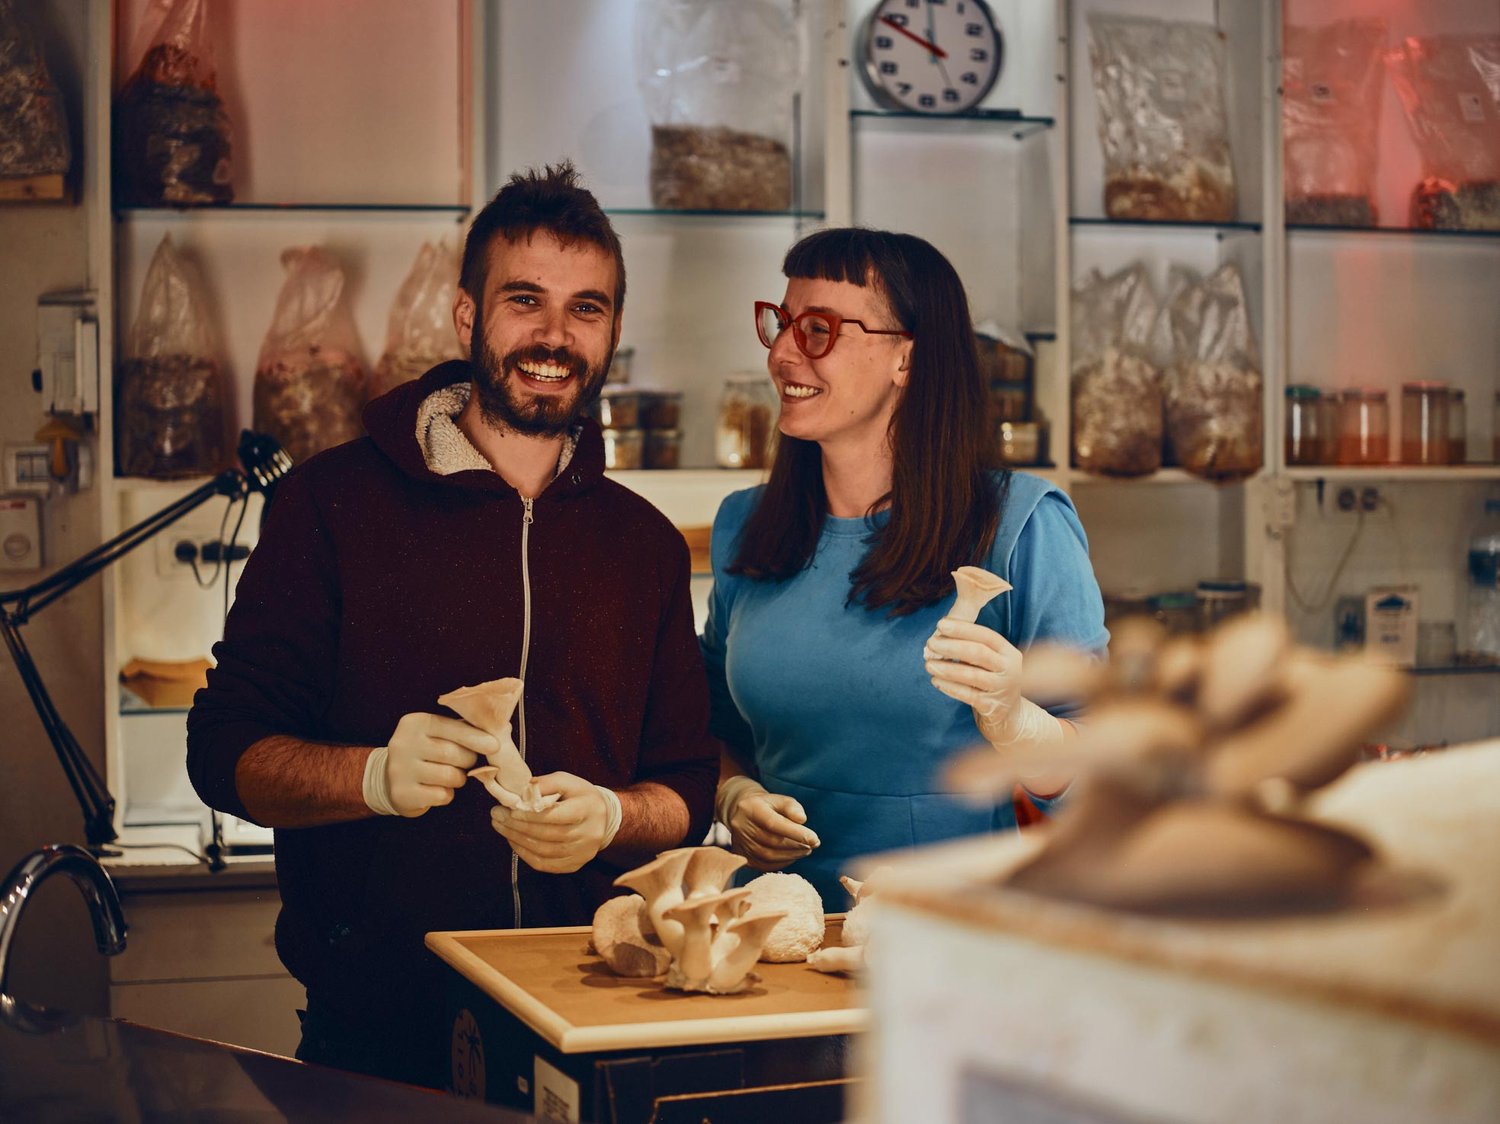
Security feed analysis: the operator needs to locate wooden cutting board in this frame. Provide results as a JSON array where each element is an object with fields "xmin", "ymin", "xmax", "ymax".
[{"xmin": 426, "ymin": 918, "xmax": 867, "ymax": 1054}]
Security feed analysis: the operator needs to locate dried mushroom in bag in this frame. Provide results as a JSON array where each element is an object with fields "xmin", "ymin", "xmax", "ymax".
[
  {"xmin": 116, "ymin": 234, "xmax": 229, "ymax": 478},
  {"xmin": 0, "ymin": 0, "xmax": 70, "ymax": 184},
  {"xmin": 1389, "ymin": 35, "xmax": 1500, "ymax": 231},
  {"xmin": 114, "ymin": 0, "xmax": 232, "ymax": 206},
  {"xmin": 1087, "ymin": 14, "xmax": 1236, "ymax": 222},
  {"xmin": 635, "ymin": 0, "xmax": 804, "ymax": 211},
  {"xmin": 1071, "ymin": 265, "xmax": 1165, "ymax": 477},
  {"xmin": 370, "ymin": 240, "xmax": 463, "ymax": 400},
  {"xmin": 1162, "ymin": 264, "xmax": 1263, "ymax": 482},
  {"xmin": 1283, "ymin": 19, "xmax": 1387, "ymax": 227},
  {"xmin": 253, "ymin": 247, "xmax": 368, "ymax": 464}
]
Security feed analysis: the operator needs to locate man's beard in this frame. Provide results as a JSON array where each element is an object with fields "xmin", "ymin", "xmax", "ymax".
[{"xmin": 470, "ymin": 321, "xmax": 612, "ymax": 438}]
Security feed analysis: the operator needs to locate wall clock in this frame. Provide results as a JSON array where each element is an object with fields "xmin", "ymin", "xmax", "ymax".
[{"xmin": 858, "ymin": 0, "xmax": 1003, "ymax": 114}]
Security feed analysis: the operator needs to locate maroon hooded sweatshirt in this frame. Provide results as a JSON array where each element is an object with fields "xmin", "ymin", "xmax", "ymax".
[{"xmin": 187, "ymin": 360, "xmax": 717, "ymax": 1031}]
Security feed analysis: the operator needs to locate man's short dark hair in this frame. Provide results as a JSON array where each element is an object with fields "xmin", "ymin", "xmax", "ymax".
[{"xmin": 460, "ymin": 161, "xmax": 626, "ymax": 318}]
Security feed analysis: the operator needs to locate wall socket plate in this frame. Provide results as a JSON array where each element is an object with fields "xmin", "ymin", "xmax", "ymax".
[{"xmin": 0, "ymin": 495, "xmax": 42, "ymax": 570}]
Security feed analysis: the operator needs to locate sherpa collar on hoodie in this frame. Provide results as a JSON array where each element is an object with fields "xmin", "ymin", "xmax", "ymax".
[{"xmin": 415, "ymin": 378, "xmax": 579, "ymax": 479}]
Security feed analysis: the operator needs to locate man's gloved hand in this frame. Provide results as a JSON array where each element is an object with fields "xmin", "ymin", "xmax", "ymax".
[
  {"xmin": 716, "ymin": 775, "xmax": 821, "ymax": 872},
  {"xmin": 924, "ymin": 617, "xmax": 1064, "ymax": 749},
  {"xmin": 363, "ymin": 712, "xmax": 497, "ymax": 818},
  {"xmin": 490, "ymin": 771, "xmax": 622, "ymax": 874}
]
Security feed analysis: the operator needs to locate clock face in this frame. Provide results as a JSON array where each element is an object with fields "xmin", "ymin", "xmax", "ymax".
[{"xmin": 860, "ymin": 0, "xmax": 1003, "ymax": 114}]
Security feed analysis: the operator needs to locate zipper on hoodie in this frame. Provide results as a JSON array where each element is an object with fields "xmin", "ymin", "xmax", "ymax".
[{"xmin": 511, "ymin": 496, "xmax": 535, "ymax": 929}]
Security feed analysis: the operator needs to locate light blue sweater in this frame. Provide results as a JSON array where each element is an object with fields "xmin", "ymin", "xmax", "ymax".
[{"xmin": 700, "ymin": 471, "xmax": 1109, "ymax": 909}]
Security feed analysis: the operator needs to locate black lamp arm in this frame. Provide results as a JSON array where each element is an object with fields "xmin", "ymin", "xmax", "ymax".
[
  {"xmin": 0, "ymin": 431, "xmax": 290, "ymax": 854},
  {"xmin": 0, "ymin": 469, "xmax": 247, "ymax": 625}
]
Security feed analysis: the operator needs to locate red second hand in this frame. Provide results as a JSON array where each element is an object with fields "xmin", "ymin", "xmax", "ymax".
[{"xmin": 879, "ymin": 15, "xmax": 948, "ymax": 60}]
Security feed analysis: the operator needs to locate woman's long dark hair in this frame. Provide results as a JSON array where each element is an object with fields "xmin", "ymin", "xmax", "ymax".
[{"xmin": 729, "ymin": 228, "xmax": 1007, "ymax": 617}]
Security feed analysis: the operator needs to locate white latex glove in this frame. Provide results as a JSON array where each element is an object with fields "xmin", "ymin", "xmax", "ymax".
[
  {"xmin": 924, "ymin": 617, "xmax": 1064, "ymax": 750},
  {"xmin": 363, "ymin": 712, "xmax": 497, "ymax": 818},
  {"xmin": 490, "ymin": 771, "xmax": 622, "ymax": 874},
  {"xmin": 716, "ymin": 775, "xmax": 821, "ymax": 872}
]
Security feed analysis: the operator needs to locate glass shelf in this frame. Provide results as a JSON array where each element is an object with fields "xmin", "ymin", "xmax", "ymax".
[
  {"xmin": 1069, "ymin": 216, "xmax": 1262, "ymax": 235},
  {"xmin": 852, "ymin": 107, "xmax": 1054, "ymax": 139},
  {"xmin": 116, "ymin": 201, "xmax": 470, "ymax": 218},
  {"xmin": 1282, "ymin": 465, "xmax": 1500, "ymax": 483},
  {"xmin": 1409, "ymin": 662, "xmax": 1500, "ymax": 677},
  {"xmin": 603, "ymin": 207, "xmax": 826, "ymax": 220},
  {"xmin": 1068, "ymin": 468, "xmax": 1257, "ymax": 486},
  {"xmin": 1287, "ymin": 223, "xmax": 1500, "ymax": 241}
]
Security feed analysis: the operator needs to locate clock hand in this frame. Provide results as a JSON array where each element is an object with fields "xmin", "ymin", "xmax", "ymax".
[{"xmin": 879, "ymin": 15, "xmax": 947, "ymax": 60}]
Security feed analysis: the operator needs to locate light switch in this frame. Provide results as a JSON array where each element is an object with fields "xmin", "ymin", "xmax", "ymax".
[
  {"xmin": 36, "ymin": 289, "xmax": 98, "ymax": 418},
  {"xmin": 0, "ymin": 495, "xmax": 42, "ymax": 571}
]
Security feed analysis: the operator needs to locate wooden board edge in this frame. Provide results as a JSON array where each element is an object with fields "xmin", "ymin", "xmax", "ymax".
[
  {"xmin": 0, "ymin": 173, "xmax": 69, "ymax": 202},
  {"xmin": 559, "ymin": 1007, "xmax": 871, "ymax": 1055},
  {"xmin": 426, "ymin": 931, "xmax": 579, "ymax": 1050}
]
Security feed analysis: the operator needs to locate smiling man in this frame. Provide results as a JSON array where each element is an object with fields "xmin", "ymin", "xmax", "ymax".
[{"xmin": 187, "ymin": 163, "xmax": 717, "ymax": 1090}]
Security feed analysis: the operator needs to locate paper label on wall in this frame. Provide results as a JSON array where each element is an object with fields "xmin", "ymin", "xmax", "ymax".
[
  {"xmin": 534, "ymin": 1055, "xmax": 580, "ymax": 1122},
  {"xmin": 1365, "ymin": 585, "xmax": 1418, "ymax": 668}
]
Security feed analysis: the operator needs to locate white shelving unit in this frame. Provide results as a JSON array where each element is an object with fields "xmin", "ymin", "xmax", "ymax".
[{"xmin": 86, "ymin": 0, "xmax": 1500, "ymax": 847}]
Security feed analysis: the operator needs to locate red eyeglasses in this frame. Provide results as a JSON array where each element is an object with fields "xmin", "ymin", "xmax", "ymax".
[{"xmin": 754, "ymin": 300, "xmax": 913, "ymax": 360}]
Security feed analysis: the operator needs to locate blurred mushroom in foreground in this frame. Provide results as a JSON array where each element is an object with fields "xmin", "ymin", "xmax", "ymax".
[{"xmin": 944, "ymin": 612, "xmax": 1411, "ymax": 914}]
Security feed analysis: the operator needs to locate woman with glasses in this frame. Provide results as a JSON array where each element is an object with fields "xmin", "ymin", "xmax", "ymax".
[{"xmin": 701, "ymin": 227, "xmax": 1108, "ymax": 909}]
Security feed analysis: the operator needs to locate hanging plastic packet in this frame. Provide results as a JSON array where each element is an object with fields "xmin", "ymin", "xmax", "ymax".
[
  {"xmin": 634, "ymin": 0, "xmax": 805, "ymax": 211},
  {"xmin": 1162, "ymin": 263, "xmax": 1263, "ymax": 482},
  {"xmin": 1070, "ymin": 264, "xmax": 1165, "ymax": 477},
  {"xmin": 0, "ymin": 0, "xmax": 71, "ymax": 187},
  {"xmin": 116, "ymin": 234, "xmax": 230, "ymax": 478},
  {"xmin": 1283, "ymin": 19, "xmax": 1388, "ymax": 227},
  {"xmin": 1087, "ymin": 13, "xmax": 1236, "ymax": 222},
  {"xmin": 114, "ymin": 0, "xmax": 232, "ymax": 206},
  {"xmin": 370, "ymin": 239, "xmax": 463, "ymax": 400},
  {"xmin": 1388, "ymin": 34, "xmax": 1500, "ymax": 231},
  {"xmin": 253, "ymin": 247, "xmax": 368, "ymax": 463}
]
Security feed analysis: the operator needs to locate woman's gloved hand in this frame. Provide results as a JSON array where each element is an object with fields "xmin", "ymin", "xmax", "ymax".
[
  {"xmin": 490, "ymin": 771, "xmax": 622, "ymax": 874},
  {"xmin": 716, "ymin": 775, "xmax": 821, "ymax": 872},
  {"xmin": 923, "ymin": 618, "xmax": 1064, "ymax": 749},
  {"xmin": 363, "ymin": 712, "xmax": 495, "ymax": 817}
]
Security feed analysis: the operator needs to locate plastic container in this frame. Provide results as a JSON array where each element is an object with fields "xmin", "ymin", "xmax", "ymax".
[
  {"xmin": 593, "ymin": 390, "xmax": 643, "ymax": 429},
  {"xmin": 1285, "ymin": 384, "xmax": 1326, "ymax": 466},
  {"xmin": 1446, "ymin": 387, "xmax": 1467, "ymax": 464},
  {"xmin": 644, "ymin": 428, "xmax": 682, "ymax": 470},
  {"xmin": 605, "ymin": 345, "xmax": 634, "ymax": 385},
  {"xmin": 599, "ymin": 427, "xmax": 644, "ymax": 470},
  {"xmin": 1150, "ymin": 591, "xmax": 1199, "ymax": 635},
  {"xmin": 999, "ymin": 419, "xmax": 1048, "ymax": 466},
  {"xmin": 1195, "ymin": 580, "xmax": 1259, "ymax": 632},
  {"xmin": 1336, "ymin": 388, "xmax": 1389, "ymax": 465},
  {"xmin": 1461, "ymin": 498, "xmax": 1500, "ymax": 664},
  {"xmin": 1400, "ymin": 380, "xmax": 1448, "ymax": 465},
  {"xmin": 715, "ymin": 373, "xmax": 776, "ymax": 469},
  {"xmin": 639, "ymin": 390, "xmax": 683, "ymax": 430}
]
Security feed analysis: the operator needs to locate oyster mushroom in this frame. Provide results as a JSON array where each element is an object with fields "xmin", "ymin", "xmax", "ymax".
[
  {"xmin": 948, "ymin": 566, "xmax": 1013, "ymax": 624},
  {"xmin": 613, "ymin": 849, "xmax": 693, "ymax": 955}
]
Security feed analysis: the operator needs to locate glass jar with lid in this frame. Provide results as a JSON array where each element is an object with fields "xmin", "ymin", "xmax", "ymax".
[
  {"xmin": 1446, "ymin": 387, "xmax": 1466, "ymax": 464},
  {"xmin": 1400, "ymin": 380, "xmax": 1448, "ymax": 465},
  {"xmin": 1195, "ymin": 580, "xmax": 1259, "ymax": 632},
  {"xmin": 1284, "ymin": 384, "xmax": 1325, "ymax": 466},
  {"xmin": 716, "ymin": 373, "xmax": 777, "ymax": 469},
  {"xmin": 1336, "ymin": 388, "xmax": 1390, "ymax": 465},
  {"xmin": 1149, "ymin": 591, "xmax": 1199, "ymax": 635}
]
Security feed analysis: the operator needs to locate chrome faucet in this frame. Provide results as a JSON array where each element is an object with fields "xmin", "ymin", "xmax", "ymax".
[{"xmin": 0, "ymin": 843, "xmax": 128, "ymax": 1004}]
